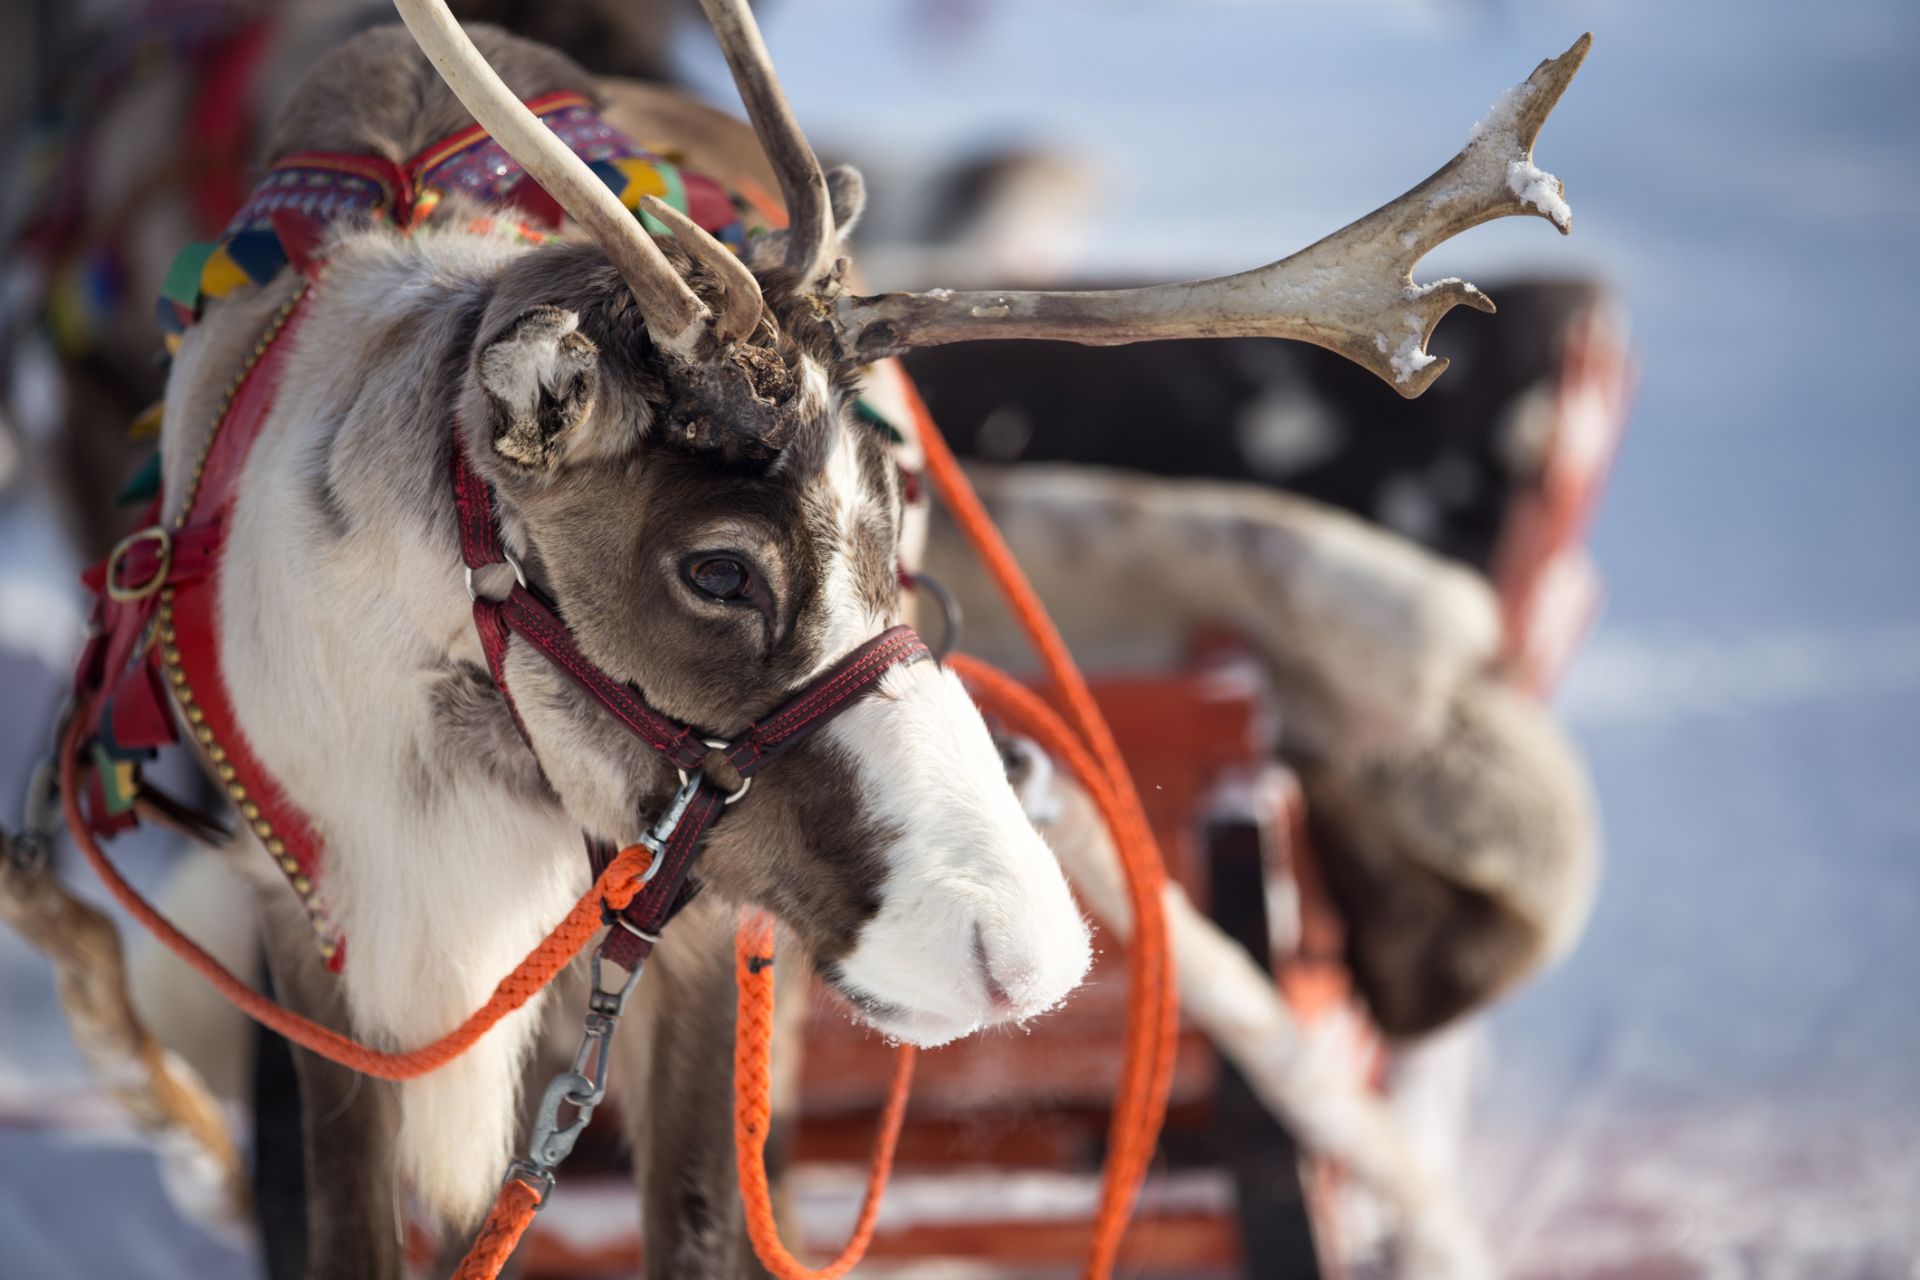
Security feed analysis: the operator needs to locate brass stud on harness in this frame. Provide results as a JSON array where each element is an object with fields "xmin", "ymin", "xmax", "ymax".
[{"xmin": 146, "ymin": 284, "xmax": 338, "ymax": 965}]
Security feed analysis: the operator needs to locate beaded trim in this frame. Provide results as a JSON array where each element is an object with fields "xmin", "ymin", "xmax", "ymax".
[{"xmin": 162, "ymin": 284, "xmax": 339, "ymax": 962}]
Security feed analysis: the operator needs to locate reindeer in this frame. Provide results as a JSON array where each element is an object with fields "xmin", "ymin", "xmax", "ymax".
[
  {"xmin": 158, "ymin": 13, "xmax": 1098, "ymax": 1275},
  {"xmin": 99, "ymin": 1, "xmax": 1589, "ymax": 1273}
]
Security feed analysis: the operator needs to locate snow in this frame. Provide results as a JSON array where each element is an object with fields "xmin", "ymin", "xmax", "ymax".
[
  {"xmin": 1462, "ymin": 65, "xmax": 1574, "ymax": 231},
  {"xmin": 1377, "ymin": 301, "xmax": 1441, "ymax": 383},
  {"xmin": 1507, "ymin": 158, "xmax": 1573, "ymax": 229},
  {"xmin": 1391, "ymin": 334, "xmax": 1437, "ymax": 382}
]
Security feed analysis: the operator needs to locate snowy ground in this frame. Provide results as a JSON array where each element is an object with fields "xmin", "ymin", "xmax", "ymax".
[{"xmin": 5, "ymin": 0, "xmax": 1918, "ymax": 1276}]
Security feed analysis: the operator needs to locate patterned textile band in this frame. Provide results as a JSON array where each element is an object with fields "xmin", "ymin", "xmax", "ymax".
[{"xmin": 156, "ymin": 90, "xmax": 763, "ymax": 343}]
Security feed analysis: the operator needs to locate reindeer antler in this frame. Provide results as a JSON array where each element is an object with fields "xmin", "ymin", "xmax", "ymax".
[
  {"xmin": 833, "ymin": 35, "xmax": 1592, "ymax": 398},
  {"xmin": 695, "ymin": 0, "xmax": 839, "ymax": 289},
  {"xmin": 392, "ymin": 0, "xmax": 762, "ymax": 355},
  {"xmin": 639, "ymin": 196, "xmax": 765, "ymax": 343}
]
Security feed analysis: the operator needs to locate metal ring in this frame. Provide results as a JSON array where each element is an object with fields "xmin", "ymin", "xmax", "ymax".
[
  {"xmin": 676, "ymin": 737, "xmax": 751, "ymax": 805},
  {"xmin": 464, "ymin": 551, "xmax": 529, "ymax": 603},
  {"xmin": 902, "ymin": 570, "xmax": 961, "ymax": 662},
  {"xmin": 105, "ymin": 527, "xmax": 172, "ymax": 603},
  {"xmin": 609, "ymin": 915, "xmax": 663, "ymax": 946}
]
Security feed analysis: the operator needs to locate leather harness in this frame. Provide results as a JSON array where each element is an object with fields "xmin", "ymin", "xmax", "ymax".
[{"xmin": 72, "ymin": 100, "xmax": 930, "ymax": 974}]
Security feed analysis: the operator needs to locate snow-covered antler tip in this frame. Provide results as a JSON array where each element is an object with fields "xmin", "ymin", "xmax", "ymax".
[{"xmin": 833, "ymin": 33, "xmax": 1594, "ymax": 399}]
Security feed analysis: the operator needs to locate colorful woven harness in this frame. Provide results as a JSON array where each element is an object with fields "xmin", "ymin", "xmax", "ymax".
[{"xmin": 155, "ymin": 91, "xmax": 764, "ymax": 349}]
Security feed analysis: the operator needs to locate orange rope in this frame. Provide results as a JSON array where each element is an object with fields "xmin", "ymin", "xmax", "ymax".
[
  {"xmin": 451, "ymin": 1174, "xmax": 545, "ymax": 1280},
  {"xmin": 56, "ymin": 376, "xmax": 1176, "ymax": 1280},
  {"xmin": 733, "ymin": 911, "xmax": 915, "ymax": 1280},
  {"xmin": 57, "ymin": 716, "xmax": 654, "ymax": 1082},
  {"xmin": 902, "ymin": 382, "xmax": 1180, "ymax": 1278}
]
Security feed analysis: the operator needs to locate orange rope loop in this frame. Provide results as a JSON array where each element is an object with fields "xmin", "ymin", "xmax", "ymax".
[
  {"xmin": 903, "ymin": 382, "xmax": 1180, "ymax": 1278},
  {"xmin": 451, "ymin": 1175, "xmax": 546, "ymax": 1280},
  {"xmin": 733, "ymin": 912, "xmax": 916, "ymax": 1280},
  {"xmin": 57, "ymin": 715, "xmax": 656, "ymax": 1082}
]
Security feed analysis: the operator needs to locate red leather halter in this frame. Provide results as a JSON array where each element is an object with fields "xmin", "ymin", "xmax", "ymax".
[{"xmin": 450, "ymin": 438, "xmax": 930, "ymax": 968}]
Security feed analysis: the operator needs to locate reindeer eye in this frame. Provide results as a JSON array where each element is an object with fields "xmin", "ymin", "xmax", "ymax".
[{"xmin": 686, "ymin": 556, "xmax": 753, "ymax": 602}]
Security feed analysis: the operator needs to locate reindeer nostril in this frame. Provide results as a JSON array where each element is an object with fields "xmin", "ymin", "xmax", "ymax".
[{"xmin": 971, "ymin": 923, "xmax": 1016, "ymax": 1012}]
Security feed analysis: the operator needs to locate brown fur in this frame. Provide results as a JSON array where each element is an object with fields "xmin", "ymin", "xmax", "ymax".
[
  {"xmin": 265, "ymin": 24, "xmax": 593, "ymax": 165},
  {"xmin": 624, "ymin": 897, "xmax": 776, "ymax": 1280},
  {"xmin": 255, "ymin": 884, "xmax": 403, "ymax": 1280},
  {"xmin": 1301, "ymin": 676, "xmax": 1598, "ymax": 1036}
]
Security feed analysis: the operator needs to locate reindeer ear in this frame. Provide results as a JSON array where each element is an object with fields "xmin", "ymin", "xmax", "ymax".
[
  {"xmin": 826, "ymin": 165, "xmax": 866, "ymax": 239},
  {"xmin": 745, "ymin": 165, "xmax": 867, "ymax": 273},
  {"xmin": 476, "ymin": 306, "xmax": 601, "ymax": 470}
]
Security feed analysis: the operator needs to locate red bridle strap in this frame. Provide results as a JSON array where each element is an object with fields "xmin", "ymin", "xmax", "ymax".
[{"xmin": 448, "ymin": 435, "xmax": 930, "ymax": 966}]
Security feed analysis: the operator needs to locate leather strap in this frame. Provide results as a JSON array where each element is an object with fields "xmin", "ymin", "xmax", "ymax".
[
  {"xmin": 722, "ymin": 626, "xmax": 929, "ymax": 778},
  {"xmin": 494, "ymin": 587, "xmax": 710, "ymax": 773},
  {"xmin": 70, "ymin": 291, "xmax": 344, "ymax": 964}
]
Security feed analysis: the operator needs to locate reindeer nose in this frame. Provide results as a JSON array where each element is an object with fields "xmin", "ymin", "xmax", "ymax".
[
  {"xmin": 971, "ymin": 923, "xmax": 1016, "ymax": 1012},
  {"xmin": 970, "ymin": 908, "xmax": 1090, "ymax": 1021}
]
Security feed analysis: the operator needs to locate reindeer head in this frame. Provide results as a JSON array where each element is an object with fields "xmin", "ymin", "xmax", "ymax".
[
  {"xmin": 396, "ymin": 0, "xmax": 1589, "ymax": 1043},
  {"xmin": 454, "ymin": 248, "xmax": 1095, "ymax": 1045}
]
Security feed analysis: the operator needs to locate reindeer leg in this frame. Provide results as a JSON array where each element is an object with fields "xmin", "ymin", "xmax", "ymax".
[
  {"xmin": 614, "ymin": 898, "xmax": 774, "ymax": 1280},
  {"xmin": 256, "ymin": 891, "xmax": 402, "ymax": 1280}
]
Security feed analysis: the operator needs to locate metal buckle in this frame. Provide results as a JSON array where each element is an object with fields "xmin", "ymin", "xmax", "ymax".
[
  {"xmin": 677, "ymin": 737, "xmax": 751, "ymax": 806},
  {"xmin": 633, "ymin": 771, "xmax": 705, "ymax": 876},
  {"xmin": 104, "ymin": 527, "xmax": 172, "ymax": 603},
  {"xmin": 6, "ymin": 755, "xmax": 60, "ymax": 876},
  {"xmin": 464, "ymin": 551, "xmax": 528, "ymax": 603}
]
